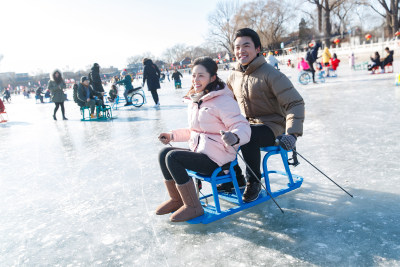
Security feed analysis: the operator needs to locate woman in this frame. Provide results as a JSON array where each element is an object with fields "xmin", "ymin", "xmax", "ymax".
[
  {"xmin": 48, "ymin": 70, "xmax": 67, "ymax": 120},
  {"xmin": 142, "ymin": 58, "xmax": 161, "ymax": 107},
  {"xmin": 157, "ymin": 57, "xmax": 251, "ymax": 222},
  {"xmin": 368, "ymin": 52, "xmax": 381, "ymax": 71}
]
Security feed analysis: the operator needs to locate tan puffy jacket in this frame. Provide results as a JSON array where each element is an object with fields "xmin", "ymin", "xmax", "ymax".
[{"xmin": 227, "ymin": 56, "xmax": 305, "ymax": 137}]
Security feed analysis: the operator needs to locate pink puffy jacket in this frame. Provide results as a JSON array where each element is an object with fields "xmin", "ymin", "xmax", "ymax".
[{"xmin": 172, "ymin": 86, "xmax": 251, "ymax": 166}]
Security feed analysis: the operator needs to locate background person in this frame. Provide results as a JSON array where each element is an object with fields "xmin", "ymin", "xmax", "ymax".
[
  {"xmin": 48, "ymin": 70, "xmax": 67, "ymax": 120},
  {"xmin": 142, "ymin": 58, "xmax": 161, "ymax": 107},
  {"xmin": 77, "ymin": 76, "xmax": 103, "ymax": 119}
]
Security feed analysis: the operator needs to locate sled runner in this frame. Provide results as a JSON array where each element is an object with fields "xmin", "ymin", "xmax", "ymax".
[
  {"xmin": 186, "ymin": 146, "xmax": 303, "ymax": 224},
  {"xmin": 80, "ymin": 105, "xmax": 113, "ymax": 121}
]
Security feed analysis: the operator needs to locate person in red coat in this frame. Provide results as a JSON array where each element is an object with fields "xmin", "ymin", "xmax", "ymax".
[{"xmin": 330, "ymin": 53, "xmax": 340, "ymax": 71}]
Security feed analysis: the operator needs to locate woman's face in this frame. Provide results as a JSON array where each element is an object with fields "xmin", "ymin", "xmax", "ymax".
[
  {"xmin": 192, "ymin": 65, "xmax": 216, "ymax": 93},
  {"xmin": 54, "ymin": 72, "xmax": 60, "ymax": 78}
]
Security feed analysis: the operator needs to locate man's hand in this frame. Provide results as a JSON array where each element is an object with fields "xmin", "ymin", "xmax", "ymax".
[
  {"xmin": 220, "ymin": 130, "xmax": 239, "ymax": 146},
  {"xmin": 86, "ymin": 98, "xmax": 90, "ymax": 102},
  {"xmin": 276, "ymin": 134, "xmax": 297, "ymax": 151}
]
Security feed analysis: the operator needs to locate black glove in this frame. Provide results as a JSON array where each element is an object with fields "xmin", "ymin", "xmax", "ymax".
[{"xmin": 276, "ymin": 134, "xmax": 297, "ymax": 151}]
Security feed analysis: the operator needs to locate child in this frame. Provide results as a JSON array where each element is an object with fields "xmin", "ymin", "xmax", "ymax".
[
  {"xmin": 329, "ymin": 53, "xmax": 340, "ymax": 76},
  {"xmin": 108, "ymin": 84, "xmax": 118, "ymax": 103}
]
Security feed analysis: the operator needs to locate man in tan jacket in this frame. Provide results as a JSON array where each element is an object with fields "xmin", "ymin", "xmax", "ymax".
[{"xmin": 224, "ymin": 28, "xmax": 305, "ymax": 202}]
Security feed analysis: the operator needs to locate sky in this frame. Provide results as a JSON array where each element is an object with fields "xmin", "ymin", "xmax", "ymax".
[{"xmin": 0, "ymin": 0, "xmax": 243, "ymax": 74}]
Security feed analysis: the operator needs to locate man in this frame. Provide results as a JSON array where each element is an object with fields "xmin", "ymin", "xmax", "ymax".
[
  {"xmin": 35, "ymin": 87, "xmax": 44, "ymax": 103},
  {"xmin": 226, "ymin": 28, "xmax": 305, "ymax": 203},
  {"xmin": 305, "ymin": 41, "xmax": 321, "ymax": 83},
  {"xmin": 171, "ymin": 69, "xmax": 183, "ymax": 89},
  {"xmin": 381, "ymin": 47, "xmax": 394, "ymax": 70},
  {"xmin": 77, "ymin": 76, "xmax": 103, "ymax": 119}
]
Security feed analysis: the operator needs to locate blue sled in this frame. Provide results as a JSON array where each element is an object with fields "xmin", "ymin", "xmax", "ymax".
[{"xmin": 186, "ymin": 146, "xmax": 304, "ymax": 224}]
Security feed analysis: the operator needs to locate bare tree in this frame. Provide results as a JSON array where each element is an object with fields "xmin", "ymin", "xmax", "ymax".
[
  {"xmin": 207, "ymin": 0, "xmax": 241, "ymax": 53},
  {"xmin": 127, "ymin": 52, "xmax": 155, "ymax": 66},
  {"xmin": 236, "ymin": 0, "xmax": 293, "ymax": 50},
  {"xmin": 162, "ymin": 44, "xmax": 187, "ymax": 63},
  {"xmin": 367, "ymin": 0, "xmax": 399, "ymax": 37},
  {"xmin": 306, "ymin": 0, "xmax": 346, "ymax": 46},
  {"xmin": 333, "ymin": 0, "xmax": 361, "ymax": 38}
]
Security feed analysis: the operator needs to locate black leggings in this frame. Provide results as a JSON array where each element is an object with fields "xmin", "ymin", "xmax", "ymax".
[
  {"xmin": 158, "ymin": 147, "xmax": 219, "ymax": 185},
  {"xmin": 239, "ymin": 125, "xmax": 276, "ymax": 183},
  {"xmin": 54, "ymin": 102, "xmax": 65, "ymax": 117},
  {"xmin": 306, "ymin": 60, "xmax": 316, "ymax": 82},
  {"xmin": 150, "ymin": 89, "xmax": 159, "ymax": 105}
]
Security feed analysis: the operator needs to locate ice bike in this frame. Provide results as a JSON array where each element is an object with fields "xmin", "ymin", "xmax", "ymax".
[{"xmin": 298, "ymin": 70, "xmax": 325, "ymax": 85}]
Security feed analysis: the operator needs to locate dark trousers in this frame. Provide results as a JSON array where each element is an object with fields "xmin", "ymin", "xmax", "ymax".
[
  {"xmin": 158, "ymin": 147, "xmax": 218, "ymax": 185},
  {"xmin": 54, "ymin": 102, "xmax": 65, "ymax": 117},
  {"xmin": 306, "ymin": 60, "xmax": 316, "ymax": 82},
  {"xmin": 150, "ymin": 89, "xmax": 159, "ymax": 105},
  {"xmin": 86, "ymin": 99, "xmax": 103, "ymax": 114},
  {"xmin": 239, "ymin": 125, "xmax": 276, "ymax": 183}
]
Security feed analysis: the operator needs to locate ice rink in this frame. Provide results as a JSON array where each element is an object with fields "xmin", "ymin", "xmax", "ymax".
[{"xmin": 1, "ymin": 64, "xmax": 400, "ymax": 266}]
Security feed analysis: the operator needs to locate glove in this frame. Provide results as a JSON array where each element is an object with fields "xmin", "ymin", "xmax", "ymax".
[
  {"xmin": 220, "ymin": 130, "xmax": 239, "ymax": 146},
  {"xmin": 276, "ymin": 134, "xmax": 297, "ymax": 151}
]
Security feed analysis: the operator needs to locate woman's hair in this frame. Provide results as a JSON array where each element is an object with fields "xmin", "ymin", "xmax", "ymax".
[
  {"xmin": 375, "ymin": 51, "xmax": 380, "ymax": 58},
  {"xmin": 111, "ymin": 84, "xmax": 117, "ymax": 90},
  {"xmin": 52, "ymin": 70, "xmax": 63, "ymax": 84},
  {"xmin": 333, "ymin": 53, "xmax": 337, "ymax": 59},
  {"xmin": 189, "ymin": 56, "xmax": 225, "ymax": 95}
]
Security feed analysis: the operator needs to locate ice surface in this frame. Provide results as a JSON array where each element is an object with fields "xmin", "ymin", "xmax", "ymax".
[{"xmin": 1, "ymin": 64, "xmax": 400, "ymax": 266}]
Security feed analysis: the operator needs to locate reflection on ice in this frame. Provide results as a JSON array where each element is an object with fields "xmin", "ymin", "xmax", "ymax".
[{"xmin": 1, "ymin": 65, "xmax": 400, "ymax": 265}]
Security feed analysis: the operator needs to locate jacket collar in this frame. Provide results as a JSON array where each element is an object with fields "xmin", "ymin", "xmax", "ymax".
[{"xmin": 235, "ymin": 56, "xmax": 267, "ymax": 75}]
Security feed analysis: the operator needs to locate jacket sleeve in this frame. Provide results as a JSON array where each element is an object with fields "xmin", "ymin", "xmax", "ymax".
[
  {"xmin": 217, "ymin": 97, "xmax": 251, "ymax": 147},
  {"xmin": 266, "ymin": 72, "xmax": 305, "ymax": 136},
  {"xmin": 171, "ymin": 128, "xmax": 191, "ymax": 142},
  {"xmin": 77, "ymin": 85, "xmax": 86, "ymax": 102},
  {"xmin": 142, "ymin": 66, "xmax": 147, "ymax": 84}
]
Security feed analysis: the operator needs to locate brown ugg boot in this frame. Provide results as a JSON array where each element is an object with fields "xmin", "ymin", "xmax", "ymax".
[
  {"xmin": 170, "ymin": 180, "xmax": 204, "ymax": 222},
  {"xmin": 155, "ymin": 180, "xmax": 183, "ymax": 215}
]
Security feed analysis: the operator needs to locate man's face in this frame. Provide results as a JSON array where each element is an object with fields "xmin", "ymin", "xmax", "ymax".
[
  {"xmin": 234, "ymin": 36, "xmax": 260, "ymax": 65},
  {"xmin": 83, "ymin": 80, "xmax": 89, "ymax": 86}
]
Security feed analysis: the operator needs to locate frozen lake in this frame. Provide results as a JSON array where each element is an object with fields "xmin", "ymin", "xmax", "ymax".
[{"xmin": 1, "ymin": 64, "xmax": 400, "ymax": 266}]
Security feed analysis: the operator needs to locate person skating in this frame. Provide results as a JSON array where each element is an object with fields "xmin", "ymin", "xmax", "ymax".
[
  {"xmin": 77, "ymin": 76, "xmax": 104, "ymax": 118},
  {"xmin": 157, "ymin": 57, "xmax": 251, "ymax": 222},
  {"xmin": 116, "ymin": 70, "xmax": 134, "ymax": 106},
  {"xmin": 48, "ymin": 70, "xmax": 67, "ymax": 120},
  {"xmin": 305, "ymin": 41, "xmax": 321, "ymax": 83},
  {"xmin": 171, "ymin": 69, "xmax": 183, "ymax": 89},
  {"xmin": 3, "ymin": 88, "xmax": 11, "ymax": 103},
  {"xmin": 142, "ymin": 58, "xmax": 161, "ymax": 107},
  {"xmin": 224, "ymin": 28, "xmax": 305, "ymax": 203}
]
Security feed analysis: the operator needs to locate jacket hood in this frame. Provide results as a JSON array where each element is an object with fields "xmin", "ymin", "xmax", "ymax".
[
  {"xmin": 324, "ymin": 47, "xmax": 329, "ymax": 53},
  {"xmin": 50, "ymin": 69, "xmax": 63, "ymax": 81},
  {"xmin": 91, "ymin": 63, "xmax": 100, "ymax": 72}
]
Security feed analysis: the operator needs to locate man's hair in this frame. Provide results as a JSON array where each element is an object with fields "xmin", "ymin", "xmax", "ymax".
[
  {"xmin": 234, "ymin": 28, "xmax": 261, "ymax": 50},
  {"xmin": 385, "ymin": 47, "xmax": 390, "ymax": 51}
]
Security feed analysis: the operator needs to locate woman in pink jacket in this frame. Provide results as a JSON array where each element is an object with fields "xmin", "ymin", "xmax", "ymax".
[{"xmin": 157, "ymin": 57, "xmax": 251, "ymax": 222}]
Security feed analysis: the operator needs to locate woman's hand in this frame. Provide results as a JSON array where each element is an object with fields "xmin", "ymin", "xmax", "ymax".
[{"xmin": 158, "ymin": 132, "xmax": 172, "ymax": 145}]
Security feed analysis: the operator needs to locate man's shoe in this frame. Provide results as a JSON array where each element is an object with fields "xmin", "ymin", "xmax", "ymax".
[
  {"xmin": 124, "ymin": 102, "xmax": 132, "ymax": 106},
  {"xmin": 217, "ymin": 173, "xmax": 246, "ymax": 192},
  {"xmin": 62, "ymin": 117, "xmax": 68, "ymax": 120},
  {"xmin": 242, "ymin": 182, "xmax": 261, "ymax": 203},
  {"xmin": 90, "ymin": 114, "xmax": 96, "ymax": 119}
]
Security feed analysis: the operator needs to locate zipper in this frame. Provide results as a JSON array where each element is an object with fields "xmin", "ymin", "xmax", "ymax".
[
  {"xmin": 207, "ymin": 136, "xmax": 219, "ymax": 143},
  {"xmin": 193, "ymin": 135, "xmax": 200, "ymax": 152}
]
